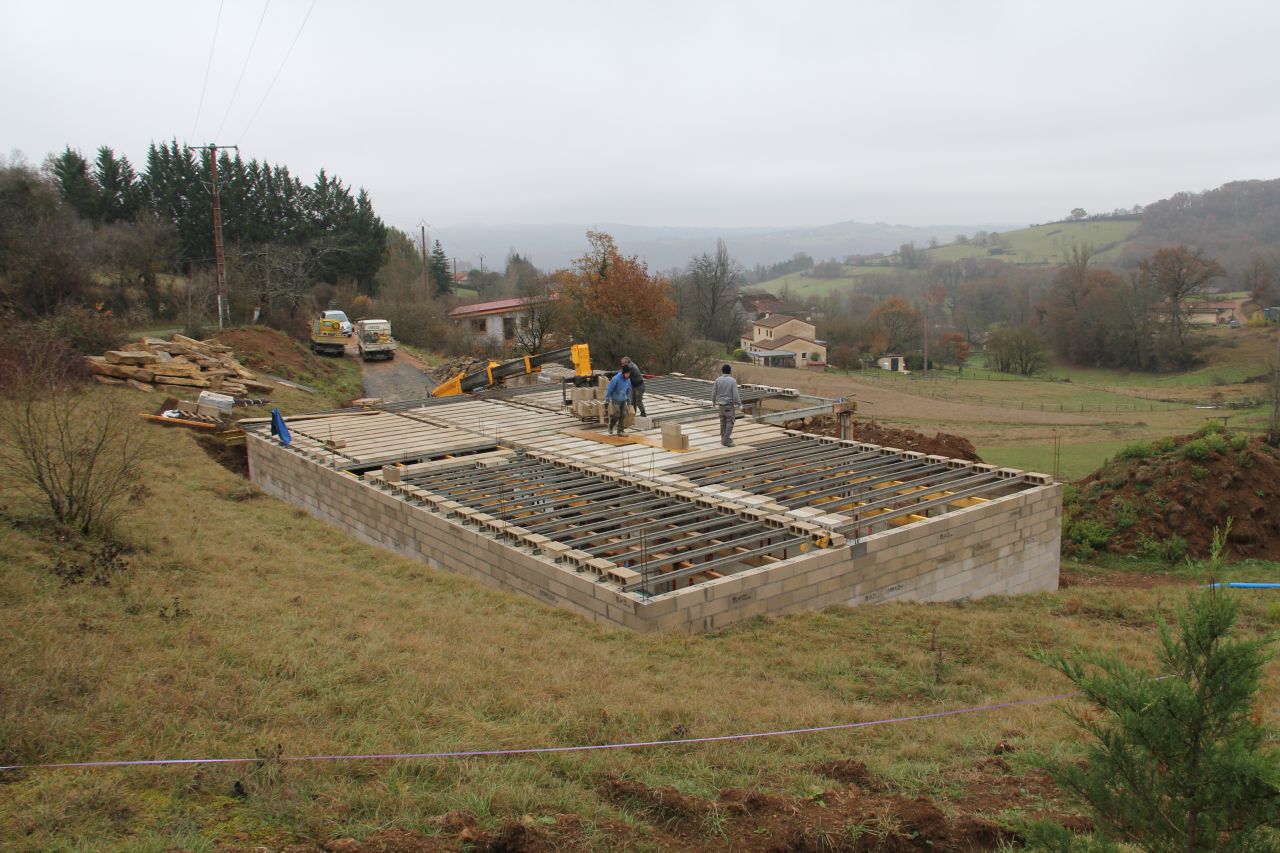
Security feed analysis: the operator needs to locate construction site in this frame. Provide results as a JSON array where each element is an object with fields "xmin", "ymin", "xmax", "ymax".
[{"xmin": 245, "ymin": 364, "xmax": 1063, "ymax": 632}]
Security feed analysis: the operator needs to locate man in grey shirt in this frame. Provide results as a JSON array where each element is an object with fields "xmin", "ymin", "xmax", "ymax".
[{"xmin": 711, "ymin": 364, "xmax": 741, "ymax": 447}]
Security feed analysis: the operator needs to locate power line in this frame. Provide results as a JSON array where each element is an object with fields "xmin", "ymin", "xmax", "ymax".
[
  {"xmin": 238, "ymin": 0, "xmax": 318, "ymax": 145},
  {"xmin": 190, "ymin": 0, "xmax": 226, "ymax": 142},
  {"xmin": 213, "ymin": 0, "xmax": 272, "ymax": 141}
]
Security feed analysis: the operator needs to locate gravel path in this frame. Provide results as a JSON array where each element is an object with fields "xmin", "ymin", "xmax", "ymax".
[{"xmin": 353, "ymin": 341, "xmax": 437, "ymax": 402}]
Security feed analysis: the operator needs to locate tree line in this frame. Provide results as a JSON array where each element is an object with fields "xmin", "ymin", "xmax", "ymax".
[{"xmin": 49, "ymin": 142, "xmax": 388, "ymax": 293}]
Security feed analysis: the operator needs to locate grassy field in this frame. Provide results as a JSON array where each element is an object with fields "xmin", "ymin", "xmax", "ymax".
[
  {"xmin": 749, "ymin": 219, "xmax": 1143, "ymax": 300},
  {"xmin": 2, "ymin": 409, "xmax": 1278, "ymax": 850},
  {"xmin": 922, "ymin": 220, "xmax": 1139, "ymax": 266},
  {"xmin": 753, "ymin": 265, "xmax": 901, "ymax": 299}
]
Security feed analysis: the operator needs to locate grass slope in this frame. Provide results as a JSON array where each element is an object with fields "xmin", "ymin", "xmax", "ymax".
[
  {"xmin": 750, "ymin": 219, "xmax": 1141, "ymax": 298},
  {"xmin": 1, "ymin": 416, "xmax": 1278, "ymax": 849}
]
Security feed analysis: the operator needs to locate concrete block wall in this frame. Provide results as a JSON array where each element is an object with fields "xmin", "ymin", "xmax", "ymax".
[{"xmin": 248, "ymin": 434, "xmax": 1061, "ymax": 634}]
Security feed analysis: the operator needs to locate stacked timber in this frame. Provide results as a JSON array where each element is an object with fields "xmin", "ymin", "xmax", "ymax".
[{"xmin": 86, "ymin": 334, "xmax": 275, "ymax": 397}]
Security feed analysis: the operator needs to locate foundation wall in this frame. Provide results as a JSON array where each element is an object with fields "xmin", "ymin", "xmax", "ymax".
[{"xmin": 248, "ymin": 435, "xmax": 1061, "ymax": 633}]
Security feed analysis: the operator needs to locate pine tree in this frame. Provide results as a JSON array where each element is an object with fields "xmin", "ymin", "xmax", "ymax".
[
  {"xmin": 1037, "ymin": 586, "xmax": 1279, "ymax": 851},
  {"xmin": 429, "ymin": 240, "xmax": 452, "ymax": 296},
  {"xmin": 49, "ymin": 147, "xmax": 99, "ymax": 221}
]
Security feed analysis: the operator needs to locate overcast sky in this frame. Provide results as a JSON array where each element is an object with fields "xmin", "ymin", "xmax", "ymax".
[{"xmin": 4, "ymin": 0, "xmax": 1279, "ymax": 234}]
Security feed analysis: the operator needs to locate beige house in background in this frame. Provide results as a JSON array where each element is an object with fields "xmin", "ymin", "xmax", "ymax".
[{"xmin": 740, "ymin": 314, "xmax": 827, "ymax": 368}]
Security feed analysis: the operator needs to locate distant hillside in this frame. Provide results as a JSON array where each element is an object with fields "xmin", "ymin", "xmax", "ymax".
[
  {"xmin": 753, "ymin": 178, "xmax": 1280, "ymax": 299},
  {"xmin": 430, "ymin": 220, "xmax": 1007, "ymax": 272}
]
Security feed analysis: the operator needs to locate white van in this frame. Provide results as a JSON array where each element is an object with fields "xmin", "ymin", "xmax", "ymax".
[{"xmin": 323, "ymin": 310, "xmax": 353, "ymax": 336}]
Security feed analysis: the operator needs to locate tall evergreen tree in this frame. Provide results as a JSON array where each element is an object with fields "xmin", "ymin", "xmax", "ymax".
[
  {"xmin": 93, "ymin": 146, "xmax": 139, "ymax": 224},
  {"xmin": 49, "ymin": 148, "xmax": 98, "ymax": 221},
  {"xmin": 429, "ymin": 240, "xmax": 452, "ymax": 296}
]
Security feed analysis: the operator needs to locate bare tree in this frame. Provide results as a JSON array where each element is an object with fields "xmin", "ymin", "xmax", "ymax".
[
  {"xmin": 513, "ymin": 274, "xmax": 563, "ymax": 354},
  {"xmin": 679, "ymin": 239, "xmax": 746, "ymax": 346},
  {"xmin": 0, "ymin": 342, "xmax": 154, "ymax": 536}
]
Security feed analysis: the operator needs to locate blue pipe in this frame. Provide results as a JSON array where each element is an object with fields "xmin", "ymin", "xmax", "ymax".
[{"xmin": 1205, "ymin": 582, "xmax": 1280, "ymax": 589}]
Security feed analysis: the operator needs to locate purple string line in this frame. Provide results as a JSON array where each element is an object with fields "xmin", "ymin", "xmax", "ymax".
[{"xmin": 0, "ymin": 690, "xmax": 1082, "ymax": 773}]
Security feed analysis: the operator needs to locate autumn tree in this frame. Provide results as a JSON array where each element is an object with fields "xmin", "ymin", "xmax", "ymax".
[
  {"xmin": 933, "ymin": 332, "xmax": 970, "ymax": 368},
  {"xmin": 556, "ymin": 230, "xmax": 676, "ymax": 367},
  {"xmin": 869, "ymin": 296, "xmax": 922, "ymax": 353},
  {"xmin": 1138, "ymin": 245, "xmax": 1225, "ymax": 356}
]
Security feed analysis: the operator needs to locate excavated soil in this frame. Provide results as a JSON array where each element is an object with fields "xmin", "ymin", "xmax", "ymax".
[
  {"xmin": 784, "ymin": 414, "xmax": 984, "ymax": 462},
  {"xmin": 215, "ymin": 754, "xmax": 1085, "ymax": 852},
  {"xmin": 212, "ymin": 328, "xmax": 333, "ymax": 381},
  {"xmin": 1069, "ymin": 430, "xmax": 1280, "ymax": 560}
]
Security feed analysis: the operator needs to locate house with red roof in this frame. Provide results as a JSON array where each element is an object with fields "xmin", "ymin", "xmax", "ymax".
[{"xmin": 448, "ymin": 294, "xmax": 556, "ymax": 345}]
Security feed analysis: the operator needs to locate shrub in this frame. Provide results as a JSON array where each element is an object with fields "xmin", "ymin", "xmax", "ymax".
[
  {"xmin": 1236, "ymin": 450, "xmax": 1255, "ymax": 468},
  {"xmin": 1136, "ymin": 534, "xmax": 1188, "ymax": 563},
  {"xmin": 1109, "ymin": 499, "xmax": 1138, "ymax": 530},
  {"xmin": 1065, "ymin": 517, "xmax": 1112, "ymax": 555},
  {"xmin": 1196, "ymin": 422, "xmax": 1226, "ymax": 437},
  {"xmin": 1203, "ymin": 432, "xmax": 1230, "ymax": 455},
  {"xmin": 1189, "ymin": 465, "xmax": 1209, "ymax": 480},
  {"xmin": 40, "ymin": 305, "xmax": 126, "ymax": 355},
  {"xmin": 0, "ymin": 382, "xmax": 155, "ymax": 537},
  {"xmin": 1115, "ymin": 441, "xmax": 1152, "ymax": 461},
  {"xmin": 1182, "ymin": 439, "xmax": 1210, "ymax": 461},
  {"xmin": 1153, "ymin": 436, "xmax": 1177, "ymax": 454},
  {"xmin": 1229, "ymin": 434, "xmax": 1248, "ymax": 452}
]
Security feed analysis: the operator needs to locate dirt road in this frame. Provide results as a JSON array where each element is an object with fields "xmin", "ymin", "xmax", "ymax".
[{"xmin": 351, "ymin": 341, "xmax": 436, "ymax": 402}]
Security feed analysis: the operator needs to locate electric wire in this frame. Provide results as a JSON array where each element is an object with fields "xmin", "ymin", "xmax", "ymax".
[
  {"xmin": 190, "ymin": 0, "xmax": 226, "ymax": 142},
  {"xmin": 238, "ymin": 0, "xmax": 319, "ymax": 145},
  {"xmin": 213, "ymin": 0, "xmax": 272, "ymax": 141}
]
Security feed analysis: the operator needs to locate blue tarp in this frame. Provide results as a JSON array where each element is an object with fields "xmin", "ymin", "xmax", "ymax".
[{"xmin": 270, "ymin": 408, "xmax": 292, "ymax": 446}]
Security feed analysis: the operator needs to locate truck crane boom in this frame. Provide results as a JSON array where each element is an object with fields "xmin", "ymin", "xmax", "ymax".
[{"xmin": 430, "ymin": 344, "xmax": 592, "ymax": 397}]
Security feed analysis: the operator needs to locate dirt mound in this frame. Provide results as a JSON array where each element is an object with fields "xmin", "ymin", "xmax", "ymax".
[
  {"xmin": 785, "ymin": 415, "xmax": 983, "ymax": 462},
  {"xmin": 1067, "ymin": 428, "xmax": 1280, "ymax": 560},
  {"xmin": 213, "ymin": 327, "xmax": 328, "ymax": 382}
]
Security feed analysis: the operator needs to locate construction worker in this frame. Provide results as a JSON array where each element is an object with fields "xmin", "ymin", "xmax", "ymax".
[
  {"xmin": 712, "ymin": 364, "xmax": 741, "ymax": 446},
  {"xmin": 605, "ymin": 368, "xmax": 632, "ymax": 435},
  {"xmin": 620, "ymin": 356, "xmax": 646, "ymax": 417}
]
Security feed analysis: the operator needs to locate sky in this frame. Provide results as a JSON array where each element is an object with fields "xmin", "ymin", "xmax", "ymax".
[{"xmin": 3, "ymin": 0, "xmax": 1280, "ymax": 235}]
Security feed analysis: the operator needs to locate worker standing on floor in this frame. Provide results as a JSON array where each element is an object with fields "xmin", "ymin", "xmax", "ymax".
[
  {"xmin": 619, "ymin": 356, "xmax": 646, "ymax": 417},
  {"xmin": 605, "ymin": 368, "xmax": 632, "ymax": 435},
  {"xmin": 711, "ymin": 364, "xmax": 741, "ymax": 446}
]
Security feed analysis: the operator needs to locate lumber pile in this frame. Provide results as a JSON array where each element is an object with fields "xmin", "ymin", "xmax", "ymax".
[{"xmin": 86, "ymin": 334, "xmax": 275, "ymax": 397}]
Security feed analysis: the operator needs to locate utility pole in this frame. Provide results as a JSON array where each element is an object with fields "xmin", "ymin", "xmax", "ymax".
[
  {"xmin": 418, "ymin": 220, "xmax": 429, "ymax": 289},
  {"xmin": 923, "ymin": 300, "xmax": 929, "ymax": 376},
  {"xmin": 479, "ymin": 253, "xmax": 485, "ymax": 290},
  {"xmin": 195, "ymin": 143, "xmax": 238, "ymax": 328}
]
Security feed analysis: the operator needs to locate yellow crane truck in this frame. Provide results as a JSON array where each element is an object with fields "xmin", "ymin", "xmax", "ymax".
[{"xmin": 309, "ymin": 317, "xmax": 348, "ymax": 356}]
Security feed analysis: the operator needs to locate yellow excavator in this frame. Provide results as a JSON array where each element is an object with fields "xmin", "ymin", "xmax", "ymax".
[{"xmin": 431, "ymin": 343, "xmax": 593, "ymax": 397}]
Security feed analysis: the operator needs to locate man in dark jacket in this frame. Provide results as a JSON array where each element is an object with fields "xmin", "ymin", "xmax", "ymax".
[{"xmin": 620, "ymin": 356, "xmax": 646, "ymax": 417}]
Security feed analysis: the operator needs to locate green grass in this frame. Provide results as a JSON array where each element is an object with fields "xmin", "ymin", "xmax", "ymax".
[
  {"xmin": 829, "ymin": 365, "xmax": 1183, "ymax": 413},
  {"xmin": 979, "ymin": 440, "xmax": 1135, "ymax": 481},
  {"xmin": 748, "ymin": 220, "xmax": 1142, "ymax": 300},
  {"xmin": 923, "ymin": 220, "xmax": 1140, "ymax": 266},
  {"xmin": 1, "ymin": 417, "xmax": 1278, "ymax": 850},
  {"xmin": 753, "ymin": 266, "xmax": 901, "ymax": 299}
]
